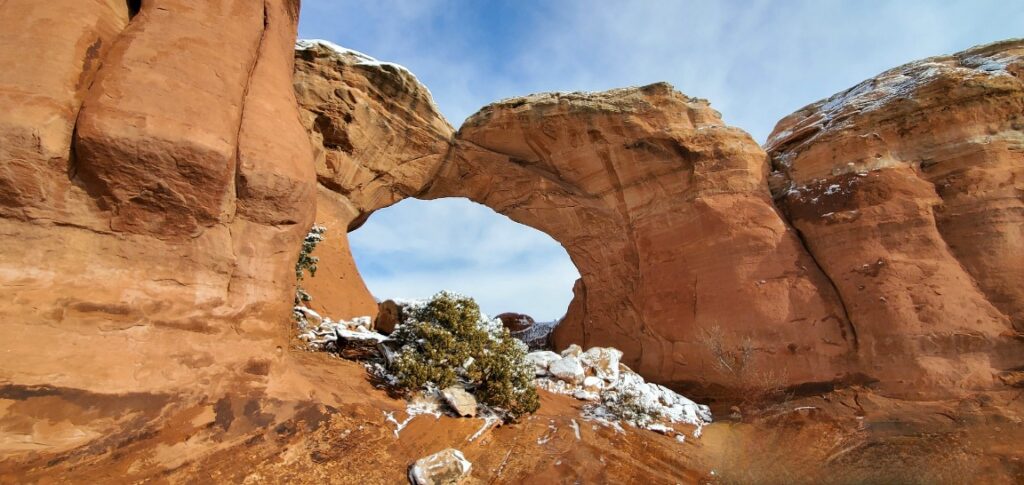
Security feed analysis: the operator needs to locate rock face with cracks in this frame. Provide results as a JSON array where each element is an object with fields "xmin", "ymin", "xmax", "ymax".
[
  {"xmin": 1, "ymin": 1, "xmax": 1023, "ymax": 479},
  {"xmin": 766, "ymin": 39, "xmax": 1024, "ymax": 395},
  {"xmin": 294, "ymin": 39, "xmax": 1023, "ymax": 396}
]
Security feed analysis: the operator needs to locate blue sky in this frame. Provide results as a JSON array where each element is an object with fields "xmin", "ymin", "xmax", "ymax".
[{"xmin": 298, "ymin": 1, "xmax": 1023, "ymax": 320}]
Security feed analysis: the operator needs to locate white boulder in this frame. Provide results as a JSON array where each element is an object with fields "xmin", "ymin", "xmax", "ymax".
[
  {"xmin": 582, "ymin": 375, "xmax": 605, "ymax": 393},
  {"xmin": 580, "ymin": 347, "xmax": 623, "ymax": 382},
  {"xmin": 408, "ymin": 448, "xmax": 472, "ymax": 485},
  {"xmin": 549, "ymin": 355, "xmax": 585, "ymax": 385},
  {"xmin": 524, "ymin": 350, "xmax": 561, "ymax": 376},
  {"xmin": 560, "ymin": 344, "xmax": 583, "ymax": 357}
]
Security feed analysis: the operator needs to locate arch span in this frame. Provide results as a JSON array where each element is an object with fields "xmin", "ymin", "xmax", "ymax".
[{"xmin": 294, "ymin": 40, "xmax": 855, "ymax": 387}]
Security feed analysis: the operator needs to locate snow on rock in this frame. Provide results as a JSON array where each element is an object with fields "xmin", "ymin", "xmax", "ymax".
[
  {"xmin": 530, "ymin": 346, "xmax": 712, "ymax": 437},
  {"xmin": 408, "ymin": 448, "xmax": 472, "ymax": 485},
  {"xmin": 580, "ymin": 347, "xmax": 622, "ymax": 382},
  {"xmin": 298, "ymin": 311, "xmax": 386, "ymax": 351},
  {"xmin": 582, "ymin": 376, "xmax": 605, "ymax": 393},
  {"xmin": 766, "ymin": 41, "xmax": 1022, "ymax": 160},
  {"xmin": 295, "ymin": 39, "xmax": 441, "ymax": 114},
  {"xmin": 511, "ymin": 318, "xmax": 559, "ymax": 349},
  {"xmin": 525, "ymin": 350, "xmax": 561, "ymax": 376},
  {"xmin": 560, "ymin": 344, "xmax": 583, "ymax": 357},
  {"xmin": 548, "ymin": 355, "xmax": 585, "ymax": 385}
]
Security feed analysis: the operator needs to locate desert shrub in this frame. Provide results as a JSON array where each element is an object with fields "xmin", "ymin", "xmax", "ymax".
[
  {"xmin": 389, "ymin": 291, "xmax": 540, "ymax": 420},
  {"xmin": 699, "ymin": 325, "xmax": 788, "ymax": 406}
]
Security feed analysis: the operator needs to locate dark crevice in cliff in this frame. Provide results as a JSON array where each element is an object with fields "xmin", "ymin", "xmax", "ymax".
[
  {"xmin": 232, "ymin": 1, "xmax": 270, "ymax": 222},
  {"xmin": 67, "ymin": 1, "xmax": 140, "ymax": 211},
  {"xmin": 767, "ymin": 174, "xmax": 860, "ymax": 353},
  {"xmin": 127, "ymin": 0, "xmax": 142, "ymax": 18}
]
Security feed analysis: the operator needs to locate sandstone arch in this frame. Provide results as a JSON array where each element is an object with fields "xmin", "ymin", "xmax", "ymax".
[
  {"xmin": 1, "ymin": 3, "xmax": 1023, "ymax": 479},
  {"xmin": 295, "ymin": 42, "xmax": 858, "ymax": 389}
]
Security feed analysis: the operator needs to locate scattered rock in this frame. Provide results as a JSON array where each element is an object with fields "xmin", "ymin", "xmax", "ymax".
[
  {"xmin": 549, "ymin": 356, "xmax": 585, "ymax": 385},
  {"xmin": 441, "ymin": 386, "xmax": 478, "ymax": 418},
  {"xmin": 375, "ymin": 299, "xmax": 403, "ymax": 335},
  {"xmin": 525, "ymin": 351, "xmax": 561, "ymax": 376},
  {"xmin": 408, "ymin": 448, "xmax": 472, "ymax": 485},
  {"xmin": 561, "ymin": 344, "xmax": 583, "ymax": 358},
  {"xmin": 580, "ymin": 347, "xmax": 622, "ymax": 382}
]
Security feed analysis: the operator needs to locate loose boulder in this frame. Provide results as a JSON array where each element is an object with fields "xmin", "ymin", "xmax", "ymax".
[
  {"xmin": 441, "ymin": 386, "xmax": 478, "ymax": 418},
  {"xmin": 409, "ymin": 448, "xmax": 472, "ymax": 485},
  {"xmin": 549, "ymin": 356, "xmax": 585, "ymax": 385}
]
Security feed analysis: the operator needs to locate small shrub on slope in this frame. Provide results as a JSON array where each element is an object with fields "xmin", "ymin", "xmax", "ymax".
[
  {"xmin": 293, "ymin": 224, "xmax": 326, "ymax": 325},
  {"xmin": 389, "ymin": 291, "xmax": 540, "ymax": 420}
]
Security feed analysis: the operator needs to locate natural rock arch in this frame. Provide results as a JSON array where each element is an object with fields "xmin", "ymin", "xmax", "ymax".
[{"xmin": 294, "ymin": 42, "xmax": 857, "ymax": 388}]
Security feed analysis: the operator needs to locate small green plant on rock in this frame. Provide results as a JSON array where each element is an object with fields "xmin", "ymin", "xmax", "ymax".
[
  {"xmin": 389, "ymin": 291, "xmax": 540, "ymax": 421},
  {"xmin": 293, "ymin": 224, "xmax": 326, "ymax": 324}
]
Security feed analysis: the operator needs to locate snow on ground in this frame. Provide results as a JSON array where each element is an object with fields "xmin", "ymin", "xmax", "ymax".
[
  {"xmin": 297, "ymin": 301, "xmax": 711, "ymax": 441},
  {"xmin": 383, "ymin": 393, "xmax": 443, "ymax": 439},
  {"xmin": 531, "ymin": 346, "xmax": 712, "ymax": 438}
]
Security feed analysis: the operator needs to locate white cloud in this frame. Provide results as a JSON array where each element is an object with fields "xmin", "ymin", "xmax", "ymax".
[{"xmin": 349, "ymin": 198, "xmax": 580, "ymax": 321}]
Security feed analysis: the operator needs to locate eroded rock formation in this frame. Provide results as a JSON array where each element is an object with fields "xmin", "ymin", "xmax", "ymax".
[
  {"xmin": 766, "ymin": 40, "xmax": 1024, "ymax": 394},
  {"xmin": 1, "ymin": 0, "xmax": 1023, "ymax": 478},
  {"xmin": 434, "ymin": 86, "xmax": 857, "ymax": 389},
  {"xmin": 293, "ymin": 39, "xmax": 1023, "ymax": 397}
]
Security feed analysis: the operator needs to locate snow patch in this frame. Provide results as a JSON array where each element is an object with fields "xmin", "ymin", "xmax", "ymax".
[
  {"xmin": 529, "ymin": 346, "xmax": 712, "ymax": 438},
  {"xmin": 298, "ymin": 313, "xmax": 386, "ymax": 351},
  {"xmin": 569, "ymin": 419, "xmax": 581, "ymax": 441},
  {"xmin": 295, "ymin": 39, "xmax": 441, "ymax": 114},
  {"xmin": 383, "ymin": 397, "xmax": 443, "ymax": 439}
]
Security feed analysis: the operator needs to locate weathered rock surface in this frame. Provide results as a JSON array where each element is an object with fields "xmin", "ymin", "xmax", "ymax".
[
  {"xmin": 409, "ymin": 448, "xmax": 472, "ymax": 485},
  {"xmin": 0, "ymin": 0, "xmax": 321, "ymax": 465},
  {"xmin": 293, "ymin": 39, "xmax": 454, "ymax": 231},
  {"xmin": 0, "ymin": 0, "xmax": 130, "ymax": 221},
  {"xmin": 766, "ymin": 39, "xmax": 1024, "ymax": 394},
  {"xmin": 1, "ymin": 2, "xmax": 1023, "ymax": 480},
  {"xmin": 441, "ymin": 386, "xmax": 478, "ymax": 418}
]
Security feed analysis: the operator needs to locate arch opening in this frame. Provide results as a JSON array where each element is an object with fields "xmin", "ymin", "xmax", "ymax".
[{"xmin": 349, "ymin": 197, "xmax": 579, "ymax": 333}]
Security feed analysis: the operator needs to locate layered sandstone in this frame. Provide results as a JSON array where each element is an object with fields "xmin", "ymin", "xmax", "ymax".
[
  {"xmin": 433, "ymin": 85, "xmax": 857, "ymax": 389},
  {"xmin": 766, "ymin": 39, "xmax": 1024, "ymax": 394},
  {"xmin": 1, "ymin": 1, "xmax": 1023, "ymax": 479},
  {"xmin": 291, "ymin": 43, "xmax": 859, "ymax": 389},
  {"xmin": 0, "ymin": 0, "xmax": 319, "ymax": 458},
  {"xmin": 291, "ymin": 40, "xmax": 454, "ymax": 320}
]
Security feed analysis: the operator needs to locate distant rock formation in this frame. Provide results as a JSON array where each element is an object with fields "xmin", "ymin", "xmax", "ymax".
[{"xmin": 496, "ymin": 312, "xmax": 536, "ymax": 332}]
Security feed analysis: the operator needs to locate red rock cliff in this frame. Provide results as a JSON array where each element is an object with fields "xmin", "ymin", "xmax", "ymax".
[
  {"xmin": 1, "ymin": 2, "xmax": 1023, "ymax": 479},
  {"xmin": 767, "ymin": 39, "xmax": 1023, "ymax": 395}
]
